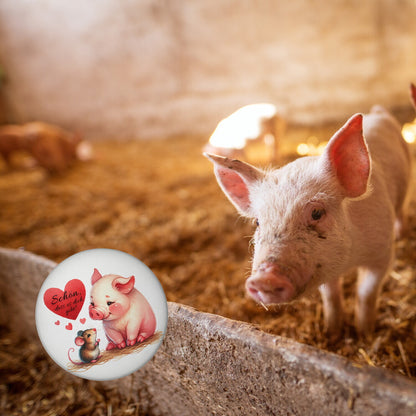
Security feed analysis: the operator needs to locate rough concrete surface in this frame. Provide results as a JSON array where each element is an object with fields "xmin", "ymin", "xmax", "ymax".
[{"xmin": 1, "ymin": 248, "xmax": 416, "ymax": 415}]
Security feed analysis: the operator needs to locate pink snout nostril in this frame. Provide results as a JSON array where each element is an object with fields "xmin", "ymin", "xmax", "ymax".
[
  {"xmin": 89, "ymin": 308, "xmax": 104, "ymax": 320},
  {"xmin": 246, "ymin": 269, "xmax": 295, "ymax": 305}
]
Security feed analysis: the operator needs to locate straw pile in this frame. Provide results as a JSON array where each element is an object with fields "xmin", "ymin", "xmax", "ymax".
[{"xmin": 1, "ymin": 125, "xmax": 415, "ymax": 414}]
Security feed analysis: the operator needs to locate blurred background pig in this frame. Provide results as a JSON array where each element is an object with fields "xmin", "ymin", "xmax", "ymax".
[
  {"xmin": 203, "ymin": 103, "xmax": 286, "ymax": 163},
  {"xmin": 89, "ymin": 268, "xmax": 156, "ymax": 350},
  {"xmin": 205, "ymin": 106, "xmax": 412, "ymax": 340},
  {"xmin": 0, "ymin": 121, "xmax": 91, "ymax": 173}
]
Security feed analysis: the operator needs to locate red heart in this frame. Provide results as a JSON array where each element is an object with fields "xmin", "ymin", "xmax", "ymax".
[
  {"xmin": 65, "ymin": 322, "xmax": 73, "ymax": 330},
  {"xmin": 80, "ymin": 318, "xmax": 86, "ymax": 324},
  {"xmin": 43, "ymin": 279, "xmax": 86, "ymax": 320},
  {"xmin": 55, "ymin": 320, "xmax": 60, "ymax": 325}
]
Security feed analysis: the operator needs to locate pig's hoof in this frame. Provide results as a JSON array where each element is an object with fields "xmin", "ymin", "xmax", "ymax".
[
  {"xmin": 323, "ymin": 324, "xmax": 343, "ymax": 344},
  {"xmin": 127, "ymin": 339, "xmax": 136, "ymax": 347},
  {"xmin": 137, "ymin": 333, "xmax": 151, "ymax": 343},
  {"xmin": 106, "ymin": 342, "xmax": 116, "ymax": 351},
  {"xmin": 117, "ymin": 341, "xmax": 126, "ymax": 349},
  {"xmin": 327, "ymin": 331, "xmax": 342, "ymax": 345}
]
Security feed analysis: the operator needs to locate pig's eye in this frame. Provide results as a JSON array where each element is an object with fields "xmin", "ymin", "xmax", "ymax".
[
  {"xmin": 90, "ymin": 301, "xmax": 95, "ymax": 307},
  {"xmin": 311, "ymin": 208, "xmax": 325, "ymax": 221},
  {"xmin": 107, "ymin": 301, "xmax": 115, "ymax": 306},
  {"xmin": 255, "ymin": 218, "xmax": 259, "ymax": 227}
]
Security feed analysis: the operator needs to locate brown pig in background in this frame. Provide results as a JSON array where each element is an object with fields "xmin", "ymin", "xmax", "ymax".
[
  {"xmin": 205, "ymin": 105, "xmax": 411, "ymax": 340},
  {"xmin": 0, "ymin": 121, "xmax": 91, "ymax": 173}
]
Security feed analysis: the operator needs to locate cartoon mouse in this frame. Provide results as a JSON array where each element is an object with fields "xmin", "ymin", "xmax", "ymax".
[{"xmin": 68, "ymin": 328, "xmax": 101, "ymax": 365}]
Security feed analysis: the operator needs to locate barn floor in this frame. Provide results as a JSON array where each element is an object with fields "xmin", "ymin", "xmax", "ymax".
[{"xmin": 1, "ymin": 122, "xmax": 416, "ymax": 414}]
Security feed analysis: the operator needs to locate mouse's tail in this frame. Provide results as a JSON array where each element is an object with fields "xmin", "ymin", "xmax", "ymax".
[{"xmin": 67, "ymin": 347, "xmax": 81, "ymax": 365}]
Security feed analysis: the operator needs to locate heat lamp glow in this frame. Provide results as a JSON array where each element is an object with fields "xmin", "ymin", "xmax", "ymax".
[
  {"xmin": 296, "ymin": 117, "xmax": 416, "ymax": 157},
  {"xmin": 402, "ymin": 119, "xmax": 416, "ymax": 144},
  {"xmin": 296, "ymin": 137, "xmax": 327, "ymax": 156}
]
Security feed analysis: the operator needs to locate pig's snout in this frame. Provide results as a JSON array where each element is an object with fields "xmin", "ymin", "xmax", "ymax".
[
  {"xmin": 89, "ymin": 306, "xmax": 107, "ymax": 320},
  {"xmin": 246, "ymin": 263, "xmax": 295, "ymax": 305}
]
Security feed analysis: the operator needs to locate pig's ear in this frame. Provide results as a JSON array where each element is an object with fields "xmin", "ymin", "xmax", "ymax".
[
  {"xmin": 113, "ymin": 275, "xmax": 135, "ymax": 294},
  {"xmin": 410, "ymin": 83, "xmax": 416, "ymax": 109},
  {"xmin": 322, "ymin": 114, "xmax": 370, "ymax": 198},
  {"xmin": 91, "ymin": 268, "xmax": 103, "ymax": 285},
  {"xmin": 204, "ymin": 153, "xmax": 264, "ymax": 215}
]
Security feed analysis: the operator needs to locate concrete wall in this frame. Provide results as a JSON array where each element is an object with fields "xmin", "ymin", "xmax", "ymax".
[
  {"xmin": 1, "ymin": 248, "xmax": 416, "ymax": 416},
  {"xmin": 0, "ymin": 0, "xmax": 415, "ymax": 140}
]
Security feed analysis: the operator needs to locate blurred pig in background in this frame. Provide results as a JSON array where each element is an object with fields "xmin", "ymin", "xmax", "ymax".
[
  {"xmin": 203, "ymin": 103, "xmax": 285, "ymax": 163},
  {"xmin": 0, "ymin": 121, "xmax": 92, "ymax": 173}
]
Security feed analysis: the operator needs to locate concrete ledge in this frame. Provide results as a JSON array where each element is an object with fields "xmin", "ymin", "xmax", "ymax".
[{"xmin": 1, "ymin": 247, "xmax": 416, "ymax": 415}]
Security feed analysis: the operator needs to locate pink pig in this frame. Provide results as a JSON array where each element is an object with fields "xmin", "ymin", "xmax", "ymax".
[
  {"xmin": 89, "ymin": 269, "xmax": 156, "ymax": 350},
  {"xmin": 205, "ymin": 106, "xmax": 411, "ymax": 339}
]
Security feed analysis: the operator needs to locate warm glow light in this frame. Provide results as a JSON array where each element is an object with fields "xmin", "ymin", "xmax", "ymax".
[
  {"xmin": 208, "ymin": 103, "xmax": 277, "ymax": 149},
  {"xmin": 297, "ymin": 143, "xmax": 309, "ymax": 155},
  {"xmin": 296, "ymin": 138, "xmax": 327, "ymax": 156},
  {"xmin": 403, "ymin": 130, "xmax": 415, "ymax": 144},
  {"xmin": 316, "ymin": 141, "xmax": 328, "ymax": 155},
  {"xmin": 402, "ymin": 119, "xmax": 416, "ymax": 144}
]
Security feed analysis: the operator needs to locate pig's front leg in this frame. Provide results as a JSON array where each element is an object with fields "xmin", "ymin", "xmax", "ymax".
[
  {"xmin": 126, "ymin": 318, "xmax": 155, "ymax": 345},
  {"xmin": 136, "ymin": 331, "xmax": 153, "ymax": 344},
  {"xmin": 126, "ymin": 320, "xmax": 142, "ymax": 347},
  {"xmin": 104, "ymin": 327, "xmax": 126, "ymax": 350},
  {"xmin": 319, "ymin": 278, "xmax": 344, "ymax": 341},
  {"xmin": 355, "ymin": 266, "xmax": 387, "ymax": 337},
  {"xmin": 394, "ymin": 207, "xmax": 408, "ymax": 240}
]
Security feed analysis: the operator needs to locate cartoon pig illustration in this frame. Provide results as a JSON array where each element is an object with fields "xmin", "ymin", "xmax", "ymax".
[{"xmin": 89, "ymin": 269, "xmax": 156, "ymax": 350}]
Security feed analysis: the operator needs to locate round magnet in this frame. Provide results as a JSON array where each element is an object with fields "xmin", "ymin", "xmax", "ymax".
[{"xmin": 35, "ymin": 248, "xmax": 168, "ymax": 381}]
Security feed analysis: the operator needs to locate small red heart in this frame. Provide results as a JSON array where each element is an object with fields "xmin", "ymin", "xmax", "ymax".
[
  {"xmin": 65, "ymin": 322, "xmax": 73, "ymax": 330},
  {"xmin": 80, "ymin": 318, "xmax": 86, "ymax": 324},
  {"xmin": 43, "ymin": 279, "xmax": 86, "ymax": 320},
  {"xmin": 54, "ymin": 320, "xmax": 60, "ymax": 325}
]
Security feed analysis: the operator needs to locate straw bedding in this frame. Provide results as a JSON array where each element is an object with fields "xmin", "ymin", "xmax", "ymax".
[{"xmin": 1, "ymin": 126, "xmax": 415, "ymax": 415}]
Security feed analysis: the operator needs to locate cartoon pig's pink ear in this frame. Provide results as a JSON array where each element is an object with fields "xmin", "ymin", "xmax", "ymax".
[
  {"xmin": 322, "ymin": 114, "xmax": 370, "ymax": 198},
  {"xmin": 410, "ymin": 83, "xmax": 416, "ymax": 110},
  {"xmin": 113, "ymin": 275, "xmax": 135, "ymax": 294},
  {"xmin": 75, "ymin": 336, "xmax": 85, "ymax": 346},
  {"xmin": 91, "ymin": 268, "xmax": 103, "ymax": 285},
  {"xmin": 204, "ymin": 153, "xmax": 264, "ymax": 216}
]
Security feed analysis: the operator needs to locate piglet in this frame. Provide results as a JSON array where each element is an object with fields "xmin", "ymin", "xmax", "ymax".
[
  {"xmin": 205, "ymin": 106, "xmax": 411, "ymax": 339},
  {"xmin": 0, "ymin": 121, "xmax": 91, "ymax": 173},
  {"xmin": 89, "ymin": 269, "xmax": 156, "ymax": 350},
  {"xmin": 203, "ymin": 103, "xmax": 285, "ymax": 162}
]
